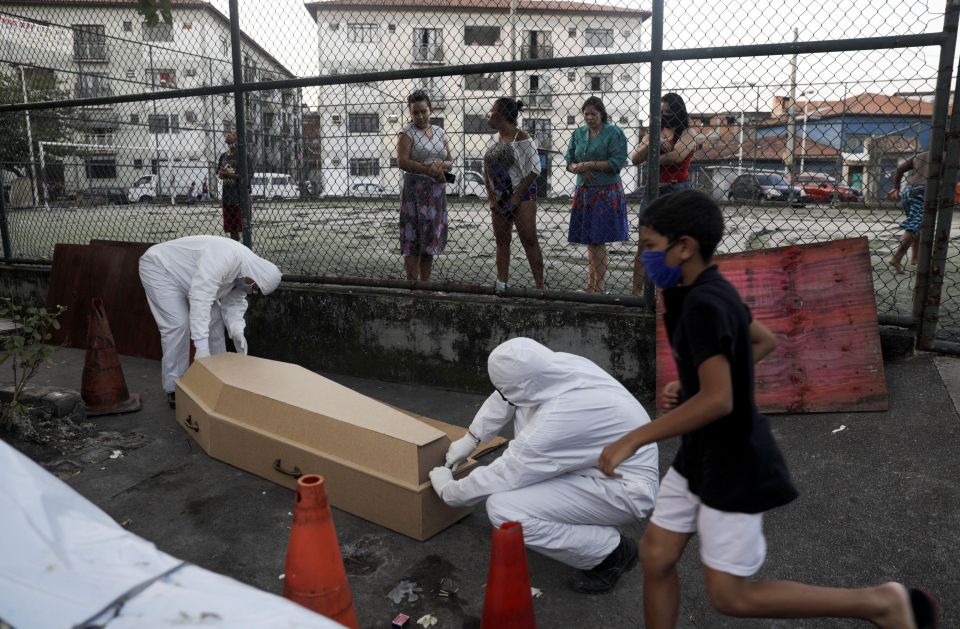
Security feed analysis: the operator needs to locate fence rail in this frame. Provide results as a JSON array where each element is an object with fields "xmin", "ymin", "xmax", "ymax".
[{"xmin": 0, "ymin": 0, "xmax": 958, "ymax": 349}]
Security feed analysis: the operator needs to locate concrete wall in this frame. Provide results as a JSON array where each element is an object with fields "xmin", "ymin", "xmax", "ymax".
[{"xmin": 0, "ymin": 264, "xmax": 657, "ymax": 398}]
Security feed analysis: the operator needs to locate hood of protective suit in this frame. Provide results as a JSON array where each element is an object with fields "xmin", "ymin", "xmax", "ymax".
[
  {"xmin": 488, "ymin": 337, "xmax": 626, "ymax": 407},
  {"xmin": 237, "ymin": 248, "xmax": 282, "ymax": 295}
]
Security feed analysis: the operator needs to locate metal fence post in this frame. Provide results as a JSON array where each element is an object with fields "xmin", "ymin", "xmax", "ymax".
[
  {"xmin": 228, "ymin": 0, "xmax": 253, "ymax": 249},
  {"xmin": 642, "ymin": 0, "xmax": 664, "ymax": 308},
  {"xmin": 0, "ymin": 169, "xmax": 12, "ymax": 262},
  {"xmin": 912, "ymin": 0, "xmax": 960, "ymax": 348}
]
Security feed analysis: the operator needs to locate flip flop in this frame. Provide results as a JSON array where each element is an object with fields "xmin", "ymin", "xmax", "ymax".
[{"xmin": 909, "ymin": 588, "xmax": 939, "ymax": 629}]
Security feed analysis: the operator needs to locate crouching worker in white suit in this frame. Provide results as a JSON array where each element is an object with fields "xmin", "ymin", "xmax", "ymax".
[
  {"xmin": 429, "ymin": 337, "xmax": 659, "ymax": 594},
  {"xmin": 138, "ymin": 235, "xmax": 282, "ymax": 408}
]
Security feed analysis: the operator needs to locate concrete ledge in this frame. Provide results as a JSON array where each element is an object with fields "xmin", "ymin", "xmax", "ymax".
[
  {"xmin": 0, "ymin": 385, "xmax": 85, "ymax": 418},
  {"xmin": 245, "ymin": 282, "xmax": 658, "ymax": 397}
]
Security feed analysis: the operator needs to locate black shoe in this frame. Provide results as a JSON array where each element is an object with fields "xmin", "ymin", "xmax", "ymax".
[
  {"xmin": 572, "ymin": 535, "xmax": 638, "ymax": 594},
  {"xmin": 167, "ymin": 391, "xmax": 176, "ymax": 409}
]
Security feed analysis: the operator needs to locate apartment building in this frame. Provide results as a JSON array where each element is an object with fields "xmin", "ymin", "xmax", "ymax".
[
  {"xmin": 305, "ymin": 0, "xmax": 650, "ymax": 196},
  {"xmin": 0, "ymin": 0, "xmax": 303, "ymax": 197}
]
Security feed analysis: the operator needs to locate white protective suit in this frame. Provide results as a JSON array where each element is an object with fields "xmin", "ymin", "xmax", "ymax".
[
  {"xmin": 436, "ymin": 337, "xmax": 660, "ymax": 569},
  {"xmin": 138, "ymin": 235, "xmax": 282, "ymax": 392}
]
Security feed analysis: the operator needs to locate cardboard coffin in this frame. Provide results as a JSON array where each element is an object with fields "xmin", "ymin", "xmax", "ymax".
[{"xmin": 175, "ymin": 354, "xmax": 504, "ymax": 541}]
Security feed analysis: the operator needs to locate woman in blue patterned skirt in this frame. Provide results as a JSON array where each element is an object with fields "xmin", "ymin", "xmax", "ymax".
[{"xmin": 566, "ymin": 96, "xmax": 630, "ymax": 293}]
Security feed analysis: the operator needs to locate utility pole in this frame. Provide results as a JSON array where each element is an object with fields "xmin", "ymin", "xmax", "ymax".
[
  {"xmin": 509, "ymin": 0, "xmax": 517, "ymax": 98},
  {"xmin": 784, "ymin": 27, "xmax": 798, "ymax": 178}
]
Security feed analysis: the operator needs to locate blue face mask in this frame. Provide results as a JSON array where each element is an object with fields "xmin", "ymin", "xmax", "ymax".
[{"xmin": 642, "ymin": 244, "xmax": 682, "ymax": 289}]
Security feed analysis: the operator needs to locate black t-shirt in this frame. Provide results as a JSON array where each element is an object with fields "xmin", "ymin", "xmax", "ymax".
[
  {"xmin": 663, "ymin": 266, "xmax": 798, "ymax": 513},
  {"xmin": 217, "ymin": 150, "xmax": 252, "ymax": 206}
]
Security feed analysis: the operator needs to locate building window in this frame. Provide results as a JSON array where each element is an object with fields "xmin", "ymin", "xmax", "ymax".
[
  {"xmin": 185, "ymin": 68, "xmax": 196, "ymax": 77},
  {"xmin": 585, "ymin": 28, "xmax": 614, "ymax": 48},
  {"xmin": 85, "ymin": 156, "xmax": 117, "ymax": 179},
  {"xmin": 568, "ymin": 27, "xmax": 577, "ymax": 38},
  {"xmin": 566, "ymin": 115, "xmax": 576, "ymax": 125},
  {"xmin": 130, "ymin": 114, "xmax": 139, "ymax": 124},
  {"xmin": 73, "ymin": 24, "xmax": 107, "ymax": 61},
  {"xmin": 222, "ymin": 119, "xmax": 234, "ymax": 133},
  {"xmin": 586, "ymin": 74, "xmax": 612, "ymax": 92},
  {"xmin": 76, "ymin": 73, "xmax": 112, "ymax": 98},
  {"xmin": 185, "ymin": 111, "xmax": 197, "ymax": 123},
  {"xmin": 464, "ymin": 25, "xmax": 500, "ymax": 46},
  {"xmin": 349, "ymin": 158, "xmax": 380, "ymax": 176},
  {"xmin": 22, "ymin": 67, "xmax": 55, "ymax": 91},
  {"xmin": 148, "ymin": 114, "xmax": 180, "ymax": 134},
  {"xmin": 464, "ymin": 114, "xmax": 489, "ymax": 134},
  {"xmin": 123, "ymin": 21, "xmax": 133, "ymax": 32},
  {"xmin": 465, "ymin": 72, "xmax": 500, "ymax": 91},
  {"xmin": 329, "ymin": 22, "xmax": 340, "ymax": 30},
  {"xmin": 133, "ymin": 159, "xmax": 143, "ymax": 169},
  {"xmin": 430, "ymin": 116, "xmax": 444, "ymax": 128},
  {"xmin": 221, "ymin": 36, "xmax": 228, "ymax": 54},
  {"xmin": 347, "ymin": 23, "xmax": 378, "ymax": 43},
  {"xmin": 348, "ymin": 113, "xmax": 379, "ymax": 134},
  {"xmin": 413, "ymin": 28, "xmax": 443, "ymax": 62},
  {"xmin": 464, "ymin": 158, "xmax": 484, "ymax": 172},
  {"xmin": 389, "ymin": 157, "xmax": 398, "ymax": 167},
  {"xmin": 148, "ymin": 69, "xmax": 177, "ymax": 89},
  {"xmin": 142, "ymin": 22, "xmax": 174, "ymax": 42},
  {"xmin": 522, "ymin": 118, "xmax": 552, "ymax": 150},
  {"xmin": 388, "ymin": 23, "xmax": 396, "ymax": 33},
  {"xmin": 521, "ymin": 31, "xmax": 552, "ymax": 60},
  {"xmin": 331, "ymin": 114, "xmax": 342, "ymax": 125}
]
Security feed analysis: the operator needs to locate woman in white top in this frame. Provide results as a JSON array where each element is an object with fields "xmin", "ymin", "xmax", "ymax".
[
  {"xmin": 483, "ymin": 97, "xmax": 545, "ymax": 290},
  {"xmin": 396, "ymin": 90, "xmax": 453, "ymax": 281}
]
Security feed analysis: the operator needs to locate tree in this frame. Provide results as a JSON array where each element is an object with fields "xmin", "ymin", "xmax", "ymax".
[
  {"xmin": 137, "ymin": 0, "xmax": 174, "ymax": 26},
  {"xmin": 0, "ymin": 69, "xmax": 77, "ymax": 178}
]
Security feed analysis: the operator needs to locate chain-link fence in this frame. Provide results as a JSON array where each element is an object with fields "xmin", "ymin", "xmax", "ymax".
[{"xmin": 0, "ymin": 0, "xmax": 958, "ymax": 347}]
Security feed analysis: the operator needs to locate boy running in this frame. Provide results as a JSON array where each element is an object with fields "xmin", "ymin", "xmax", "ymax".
[{"xmin": 598, "ymin": 190, "xmax": 937, "ymax": 629}]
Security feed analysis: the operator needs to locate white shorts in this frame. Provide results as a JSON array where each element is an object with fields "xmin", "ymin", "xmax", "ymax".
[{"xmin": 650, "ymin": 467, "xmax": 766, "ymax": 577}]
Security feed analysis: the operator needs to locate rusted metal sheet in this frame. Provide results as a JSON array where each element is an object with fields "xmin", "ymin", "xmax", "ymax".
[
  {"xmin": 656, "ymin": 237, "xmax": 888, "ymax": 414},
  {"xmin": 47, "ymin": 241, "xmax": 161, "ymax": 360}
]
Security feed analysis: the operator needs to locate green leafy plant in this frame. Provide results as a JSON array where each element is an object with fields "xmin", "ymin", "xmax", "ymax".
[
  {"xmin": 137, "ymin": 0, "xmax": 174, "ymax": 27},
  {"xmin": 0, "ymin": 300, "xmax": 66, "ymax": 429}
]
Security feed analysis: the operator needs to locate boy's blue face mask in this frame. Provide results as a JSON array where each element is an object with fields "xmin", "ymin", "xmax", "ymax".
[{"xmin": 641, "ymin": 241, "xmax": 682, "ymax": 289}]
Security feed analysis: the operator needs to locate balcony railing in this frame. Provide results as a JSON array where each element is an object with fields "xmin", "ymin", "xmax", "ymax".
[
  {"xmin": 520, "ymin": 44, "xmax": 553, "ymax": 60},
  {"xmin": 412, "ymin": 44, "xmax": 444, "ymax": 63},
  {"xmin": 522, "ymin": 91, "xmax": 553, "ymax": 109},
  {"xmin": 74, "ymin": 44, "xmax": 109, "ymax": 62}
]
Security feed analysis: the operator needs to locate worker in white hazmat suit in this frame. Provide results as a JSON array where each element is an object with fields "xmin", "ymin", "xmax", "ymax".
[
  {"xmin": 138, "ymin": 235, "xmax": 282, "ymax": 408},
  {"xmin": 429, "ymin": 337, "xmax": 659, "ymax": 594}
]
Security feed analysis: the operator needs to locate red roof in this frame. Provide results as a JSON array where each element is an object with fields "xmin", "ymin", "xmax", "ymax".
[
  {"xmin": 694, "ymin": 134, "xmax": 839, "ymax": 162},
  {"xmin": 305, "ymin": 0, "xmax": 650, "ymax": 19},
  {"xmin": 789, "ymin": 93, "xmax": 935, "ymax": 120}
]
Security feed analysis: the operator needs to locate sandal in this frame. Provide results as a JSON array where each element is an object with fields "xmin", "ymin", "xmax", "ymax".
[{"xmin": 909, "ymin": 588, "xmax": 939, "ymax": 629}]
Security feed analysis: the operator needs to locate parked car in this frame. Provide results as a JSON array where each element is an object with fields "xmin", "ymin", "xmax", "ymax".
[
  {"xmin": 88, "ymin": 186, "xmax": 129, "ymax": 204},
  {"xmin": 351, "ymin": 183, "xmax": 387, "ymax": 197},
  {"xmin": 792, "ymin": 172, "xmax": 863, "ymax": 203},
  {"xmin": 250, "ymin": 173, "xmax": 299, "ymax": 199},
  {"xmin": 728, "ymin": 172, "xmax": 805, "ymax": 207},
  {"xmin": 453, "ymin": 169, "xmax": 488, "ymax": 198}
]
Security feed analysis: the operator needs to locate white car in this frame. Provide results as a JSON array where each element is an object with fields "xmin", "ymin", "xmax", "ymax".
[
  {"xmin": 351, "ymin": 183, "xmax": 387, "ymax": 197},
  {"xmin": 250, "ymin": 173, "xmax": 299, "ymax": 199}
]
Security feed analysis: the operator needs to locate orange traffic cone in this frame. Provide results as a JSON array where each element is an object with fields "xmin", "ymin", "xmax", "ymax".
[
  {"xmin": 81, "ymin": 297, "xmax": 141, "ymax": 416},
  {"xmin": 481, "ymin": 521, "xmax": 537, "ymax": 629},
  {"xmin": 283, "ymin": 475, "xmax": 360, "ymax": 628}
]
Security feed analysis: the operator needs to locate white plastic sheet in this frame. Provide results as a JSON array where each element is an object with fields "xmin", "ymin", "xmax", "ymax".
[{"xmin": 0, "ymin": 441, "xmax": 345, "ymax": 628}]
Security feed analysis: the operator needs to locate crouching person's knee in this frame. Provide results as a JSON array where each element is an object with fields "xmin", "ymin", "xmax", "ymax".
[{"xmin": 485, "ymin": 492, "xmax": 518, "ymax": 529}]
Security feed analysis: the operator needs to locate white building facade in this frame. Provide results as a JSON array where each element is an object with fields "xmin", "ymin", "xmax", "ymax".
[
  {"xmin": 305, "ymin": 0, "xmax": 649, "ymax": 197},
  {"xmin": 0, "ymin": 0, "xmax": 303, "ymax": 199}
]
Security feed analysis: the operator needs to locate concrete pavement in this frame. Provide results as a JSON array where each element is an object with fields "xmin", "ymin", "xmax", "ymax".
[{"xmin": 8, "ymin": 347, "xmax": 960, "ymax": 628}]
